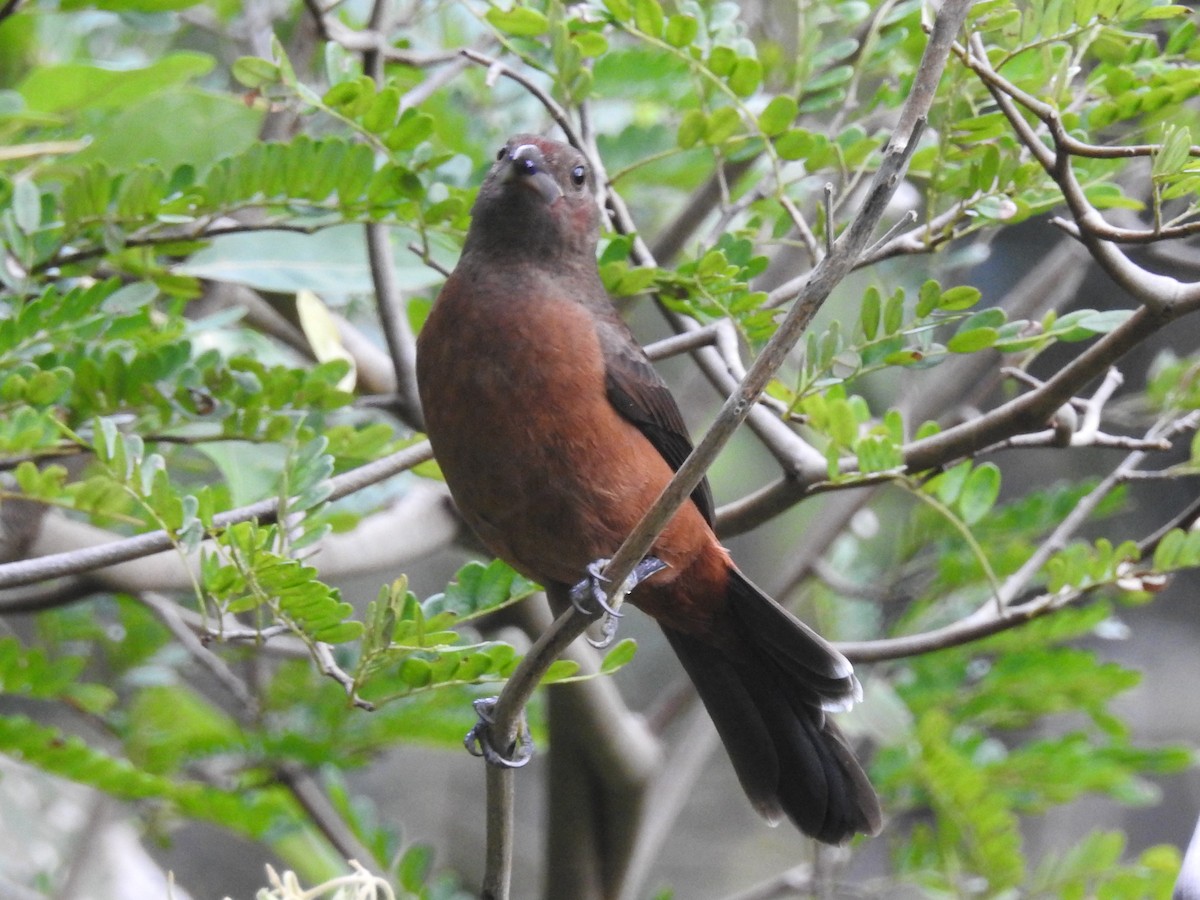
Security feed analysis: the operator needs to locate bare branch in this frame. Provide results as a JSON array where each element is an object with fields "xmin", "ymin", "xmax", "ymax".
[
  {"xmin": 460, "ymin": 49, "xmax": 581, "ymax": 149},
  {"xmin": 366, "ymin": 223, "xmax": 425, "ymax": 429},
  {"xmin": 314, "ymin": 641, "xmax": 374, "ymax": 710},
  {"xmin": 276, "ymin": 763, "xmax": 386, "ymax": 872},
  {"xmin": 139, "ymin": 591, "xmax": 262, "ymax": 716}
]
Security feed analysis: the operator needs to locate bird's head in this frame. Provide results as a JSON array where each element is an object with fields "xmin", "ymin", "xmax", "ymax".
[{"xmin": 465, "ymin": 134, "xmax": 601, "ymax": 261}]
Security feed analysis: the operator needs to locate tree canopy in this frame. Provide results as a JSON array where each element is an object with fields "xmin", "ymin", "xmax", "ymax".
[{"xmin": 1, "ymin": 0, "xmax": 1200, "ymax": 897}]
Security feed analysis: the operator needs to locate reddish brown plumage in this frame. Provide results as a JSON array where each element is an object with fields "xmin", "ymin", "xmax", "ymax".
[{"xmin": 416, "ymin": 134, "xmax": 880, "ymax": 842}]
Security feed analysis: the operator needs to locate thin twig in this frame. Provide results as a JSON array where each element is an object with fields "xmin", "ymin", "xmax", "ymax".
[
  {"xmin": 276, "ymin": 764, "xmax": 386, "ymax": 872},
  {"xmin": 314, "ymin": 641, "xmax": 374, "ymax": 710},
  {"xmin": 366, "ymin": 222, "xmax": 424, "ymax": 429},
  {"xmin": 460, "ymin": 49, "xmax": 581, "ymax": 149},
  {"xmin": 139, "ymin": 592, "xmax": 262, "ymax": 715}
]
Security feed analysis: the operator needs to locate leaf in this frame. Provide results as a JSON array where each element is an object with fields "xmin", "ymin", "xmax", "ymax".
[
  {"xmin": 485, "ymin": 7, "xmax": 550, "ymax": 37},
  {"xmin": 729, "ymin": 57, "xmax": 763, "ymax": 97},
  {"xmin": 939, "ymin": 285, "xmax": 983, "ymax": 311},
  {"xmin": 423, "ymin": 559, "xmax": 539, "ymax": 621},
  {"xmin": 758, "ymin": 95, "xmax": 799, "ymax": 136},
  {"xmin": 633, "ymin": 0, "xmax": 664, "ymax": 37},
  {"xmin": 18, "ymin": 52, "xmax": 215, "ymax": 113},
  {"xmin": 677, "ymin": 109, "xmax": 706, "ymax": 148},
  {"xmin": 929, "ymin": 460, "xmax": 972, "ymax": 505},
  {"xmin": 11, "ymin": 176, "xmax": 39, "ymax": 233},
  {"xmin": 947, "ymin": 327, "xmax": 998, "ymax": 353},
  {"xmin": 599, "ymin": 639, "xmax": 638, "ymax": 674},
  {"xmin": 231, "ymin": 56, "xmax": 281, "ymax": 89},
  {"xmin": 959, "ymin": 462, "xmax": 1002, "ymax": 525},
  {"xmin": 398, "ymin": 844, "xmax": 433, "ymax": 893},
  {"xmin": 664, "ymin": 14, "xmax": 699, "ymax": 47},
  {"xmin": 76, "ymin": 88, "xmax": 262, "ymax": 174},
  {"xmin": 704, "ymin": 106, "xmax": 742, "ymax": 144},
  {"xmin": 0, "ymin": 714, "xmax": 287, "ymax": 838},
  {"xmin": 296, "ymin": 290, "xmax": 356, "ymax": 391},
  {"xmin": 860, "ymin": 286, "xmax": 881, "ymax": 339},
  {"xmin": 179, "ymin": 225, "xmax": 450, "ymax": 297}
]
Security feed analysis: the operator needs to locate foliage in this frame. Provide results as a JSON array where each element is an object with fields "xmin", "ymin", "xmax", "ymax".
[{"xmin": 1, "ymin": 0, "xmax": 1199, "ymax": 897}]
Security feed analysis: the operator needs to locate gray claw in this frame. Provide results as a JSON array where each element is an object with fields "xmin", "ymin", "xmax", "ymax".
[
  {"xmin": 570, "ymin": 556, "xmax": 669, "ymax": 647},
  {"xmin": 464, "ymin": 697, "xmax": 533, "ymax": 768}
]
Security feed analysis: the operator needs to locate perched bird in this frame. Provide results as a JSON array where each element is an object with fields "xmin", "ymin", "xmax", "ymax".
[{"xmin": 415, "ymin": 134, "xmax": 880, "ymax": 842}]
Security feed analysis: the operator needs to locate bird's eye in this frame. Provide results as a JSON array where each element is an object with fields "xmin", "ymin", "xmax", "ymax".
[
  {"xmin": 571, "ymin": 165, "xmax": 586, "ymax": 186},
  {"xmin": 495, "ymin": 146, "xmax": 507, "ymax": 161}
]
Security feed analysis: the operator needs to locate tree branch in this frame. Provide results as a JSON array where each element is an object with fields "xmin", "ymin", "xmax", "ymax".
[{"xmin": 0, "ymin": 442, "xmax": 434, "ymax": 590}]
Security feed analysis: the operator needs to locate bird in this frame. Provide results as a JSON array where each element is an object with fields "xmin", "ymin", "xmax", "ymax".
[{"xmin": 415, "ymin": 133, "xmax": 881, "ymax": 843}]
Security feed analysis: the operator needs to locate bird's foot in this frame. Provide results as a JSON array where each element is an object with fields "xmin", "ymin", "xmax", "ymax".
[
  {"xmin": 569, "ymin": 556, "xmax": 668, "ymax": 648},
  {"xmin": 464, "ymin": 696, "xmax": 533, "ymax": 768}
]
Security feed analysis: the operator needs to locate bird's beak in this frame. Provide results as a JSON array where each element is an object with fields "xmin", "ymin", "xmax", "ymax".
[{"xmin": 500, "ymin": 143, "xmax": 564, "ymax": 206}]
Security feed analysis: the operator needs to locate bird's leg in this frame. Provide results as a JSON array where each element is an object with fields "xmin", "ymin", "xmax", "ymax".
[
  {"xmin": 569, "ymin": 556, "xmax": 668, "ymax": 648},
  {"xmin": 464, "ymin": 696, "xmax": 533, "ymax": 768}
]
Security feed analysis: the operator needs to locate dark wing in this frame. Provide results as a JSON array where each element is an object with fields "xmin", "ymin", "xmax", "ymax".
[{"xmin": 597, "ymin": 318, "xmax": 716, "ymax": 525}]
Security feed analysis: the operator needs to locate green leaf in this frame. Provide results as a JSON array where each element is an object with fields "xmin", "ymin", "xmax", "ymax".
[
  {"xmin": 958, "ymin": 462, "xmax": 1001, "ymax": 524},
  {"xmin": 486, "ymin": 6, "xmax": 550, "ymax": 36},
  {"xmin": 939, "ymin": 285, "xmax": 983, "ymax": 311},
  {"xmin": 704, "ymin": 106, "xmax": 742, "ymax": 144},
  {"xmin": 860, "ymin": 286, "xmax": 881, "ymax": 340},
  {"xmin": 0, "ymin": 714, "xmax": 287, "ymax": 838},
  {"xmin": 929, "ymin": 460, "xmax": 972, "ymax": 505},
  {"xmin": 677, "ymin": 109, "xmax": 706, "ymax": 148},
  {"xmin": 664, "ymin": 14, "xmax": 699, "ymax": 47},
  {"xmin": 398, "ymin": 844, "xmax": 433, "ymax": 893},
  {"xmin": 883, "ymin": 288, "xmax": 905, "ymax": 335},
  {"xmin": 758, "ymin": 96, "xmax": 799, "ymax": 137},
  {"xmin": 231, "ymin": 56, "xmax": 281, "ymax": 89},
  {"xmin": 916, "ymin": 280, "xmax": 940, "ymax": 318},
  {"xmin": 633, "ymin": 0, "xmax": 665, "ymax": 37},
  {"xmin": 599, "ymin": 639, "xmax": 638, "ymax": 674},
  {"xmin": 19, "ymin": 53, "xmax": 215, "ymax": 113},
  {"xmin": 11, "ymin": 177, "xmax": 39, "ymax": 233},
  {"xmin": 947, "ymin": 327, "xmax": 998, "ymax": 353},
  {"xmin": 729, "ymin": 57, "xmax": 763, "ymax": 97}
]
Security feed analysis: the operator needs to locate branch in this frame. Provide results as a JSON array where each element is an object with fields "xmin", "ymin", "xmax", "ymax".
[
  {"xmin": 138, "ymin": 591, "xmax": 262, "ymax": 715},
  {"xmin": 366, "ymin": 220, "xmax": 424, "ymax": 430},
  {"xmin": 0, "ymin": 0, "xmax": 22, "ymax": 26},
  {"xmin": 0, "ymin": 441, "xmax": 433, "ymax": 590},
  {"xmin": 300, "ymin": 0, "xmax": 461, "ymax": 67},
  {"xmin": 1176, "ymin": 810, "xmax": 1200, "ymax": 900},
  {"xmin": 137, "ymin": 588, "xmax": 381, "ymax": 869},
  {"xmin": 838, "ymin": 414, "xmax": 1199, "ymax": 662},
  {"xmin": 961, "ymin": 33, "xmax": 1200, "ymax": 317},
  {"xmin": 276, "ymin": 764, "xmax": 386, "ymax": 873},
  {"xmin": 460, "ymin": 49, "xmax": 582, "ymax": 149}
]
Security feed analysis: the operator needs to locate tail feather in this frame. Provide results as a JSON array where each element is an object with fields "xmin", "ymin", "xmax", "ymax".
[
  {"xmin": 661, "ymin": 568, "xmax": 880, "ymax": 843},
  {"xmin": 728, "ymin": 568, "xmax": 861, "ymax": 709}
]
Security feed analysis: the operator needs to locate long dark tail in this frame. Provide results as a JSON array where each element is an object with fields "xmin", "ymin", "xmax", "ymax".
[{"xmin": 661, "ymin": 567, "xmax": 880, "ymax": 843}]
